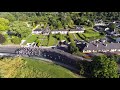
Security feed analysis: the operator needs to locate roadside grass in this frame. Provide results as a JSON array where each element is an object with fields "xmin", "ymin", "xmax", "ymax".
[{"xmin": 0, "ymin": 57, "xmax": 81, "ymax": 78}]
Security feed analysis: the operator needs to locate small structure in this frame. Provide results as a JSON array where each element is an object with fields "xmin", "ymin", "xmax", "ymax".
[
  {"xmin": 26, "ymin": 42, "xmax": 36, "ymax": 47},
  {"xmin": 32, "ymin": 25, "xmax": 85, "ymax": 35},
  {"xmin": 51, "ymin": 30, "xmax": 68, "ymax": 34},
  {"xmin": 20, "ymin": 40, "xmax": 26, "ymax": 45},
  {"xmin": 94, "ymin": 19, "xmax": 106, "ymax": 26},
  {"xmin": 32, "ymin": 29, "xmax": 42, "ymax": 34}
]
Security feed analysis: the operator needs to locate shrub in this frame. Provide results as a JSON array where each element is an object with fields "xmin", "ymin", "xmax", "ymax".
[
  {"xmin": 0, "ymin": 34, "xmax": 6, "ymax": 44},
  {"xmin": 11, "ymin": 37, "xmax": 21, "ymax": 44}
]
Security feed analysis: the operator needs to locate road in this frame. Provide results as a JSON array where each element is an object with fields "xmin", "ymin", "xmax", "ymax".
[{"xmin": 0, "ymin": 45, "xmax": 92, "ymax": 73}]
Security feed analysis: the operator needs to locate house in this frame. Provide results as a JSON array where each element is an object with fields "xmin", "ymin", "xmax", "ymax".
[
  {"xmin": 93, "ymin": 26, "xmax": 107, "ymax": 32},
  {"xmin": 32, "ymin": 25, "xmax": 85, "ymax": 35},
  {"xmin": 94, "ymin": 19, "xmax": 106, "ymax": 26},
  {"xmin": 51, "ymin": 30, "xmax": 68, "ymax": 34},
  {"xmin": 51, "ymin": 25, "xmax": 85, "ymax": 34},
  {"xmin": 81, "ymin": 43, "xmax": 120, "ymax": 53},
  {"xmin": 32, "ymin": 29, "xmax": 42, "ymax": 34}
]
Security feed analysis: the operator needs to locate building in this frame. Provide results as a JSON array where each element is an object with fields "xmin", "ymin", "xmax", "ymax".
[
  {"xmin": 51, "ymin": 30, "xmax": 68, "ymax": 34},
  {"xmin": 32, "ymin": 25, "xmax": 85, "ymax": 35},
  {"xmin": 94, "ymin": 19, "xmax": 106, "ymax": 26},
  {"xmin": 81, "ymin": 43, "xmax": 120, "ymax": 53},
  {"xmin": 32, "ymin": 29, "xmax": 42, "ymax": 34},
  {"xmin": 93, "ymin": 25, "xmax": 107, "ymax": 33}
]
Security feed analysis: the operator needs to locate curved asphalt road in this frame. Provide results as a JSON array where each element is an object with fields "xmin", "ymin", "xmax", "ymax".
[{"xmin": 0, "ymin": 45, "xmax": 92, "ymax": 73}]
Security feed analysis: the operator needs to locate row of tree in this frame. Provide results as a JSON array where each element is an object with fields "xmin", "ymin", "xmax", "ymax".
[{"xmin": 0, "ymin": 12, "xmax": 120, "ymax": 30}]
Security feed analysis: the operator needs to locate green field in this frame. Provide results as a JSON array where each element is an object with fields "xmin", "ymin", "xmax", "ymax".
[
  {"xmin": 82, "ymin": 25, "xmax": 105, "ymax": 41},
  {"xmin": 26, "ymin": 34, "xmax": 38, "ymax": 43},
  {"xmin": 48, "ymin": 34, "xmax": 58, "ymax": 46},
  {"xmin": 61, "ymin": 34, "xmax": 69, "ymax": 42},
  {"xmin": 39, "ymin": 34, "xmax": 48, "ymax": 46},
  {"xmin": 83, "ymin": 26, "xmax": 100, "ymax": 38},
  {"xmin": 0, "ymin": 57, "xmax": 80, "ymax": 78},
  {"xmin": 74, "ymin": 33, "xmax": 82, "ymax": 40}
]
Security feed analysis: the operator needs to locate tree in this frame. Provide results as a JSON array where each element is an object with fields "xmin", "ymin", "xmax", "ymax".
[
  {"xmin": 9, "ymin": 21, "xmax": 32, "ymax": 38},
  {"xmin": 36, "ymin": 39, "xmax": 41, "ymax": 47},
  {"xmin": 91, "ymin": 55, "xmax": 119, "ymax": 78},
  {"xmin": 87, "ymin": 21, "xmax": 93, "ymax": 27},
  {"xmin": 68, "ymin": 42, "xmax": 79, "ymax": 54},
  {"xmin": 11, "ymin": 37, "xmax": 21, "ymax": 44},
  {"xmin": 57, "ymin": 21, "xmax": 63, "ymax": 29},
  {"xmin": 68, "ymin": 33, "xmax": 79, "ymax": 54},
  {"xmin": 0, "ymin": 18, "xmax": 9, "ymax": 31},
  {"xmin": 108, "ymin": 23, "xmax": 116, "ymax": 30},
  {"xmin": 0, "ymin": 34, "xmax": 6, "ymax": 44},
  {"xmin": 0, "ymin": 12, "xmax": 16, "ymax": 21}
]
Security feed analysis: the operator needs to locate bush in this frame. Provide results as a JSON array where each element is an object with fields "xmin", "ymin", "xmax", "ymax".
[
  {"xmin": 91, "ymin": 55, "xmax": 119, "ymax": 78},
  {"xmin": 0, "ymin": 34, "xmax": 6, "ymax": 44},
  {"xmin": 11, "ymin": 37, "xmax": 21, "ymax": 44}
]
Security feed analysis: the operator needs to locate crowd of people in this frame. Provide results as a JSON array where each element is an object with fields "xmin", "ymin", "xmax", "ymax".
[{"xmin": 15, "ymin": 47, "xmax": 44, "ymax": 57}]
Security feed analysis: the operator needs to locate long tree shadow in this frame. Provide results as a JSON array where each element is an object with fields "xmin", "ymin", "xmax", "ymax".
[{"xmin": 40, "ymin": 50, "xmax": 91, "ymax": 75}]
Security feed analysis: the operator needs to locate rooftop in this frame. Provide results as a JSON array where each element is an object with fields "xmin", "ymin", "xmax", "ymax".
[
  {"xmin": 33, "ymin": 29, "xmax": 42, "ymax": 31},
  {"xmin": 83, "ymin": 43, "xmax": 120, "ymax": 51}
]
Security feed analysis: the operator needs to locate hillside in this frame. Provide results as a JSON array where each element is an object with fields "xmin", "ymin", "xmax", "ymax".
[{"xmin": 0, "ymin": 56, "xmax": 81, "ymax": 78}]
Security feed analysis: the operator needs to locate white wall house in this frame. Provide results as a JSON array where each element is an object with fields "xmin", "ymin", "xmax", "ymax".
[
  {"xmin": 32, "ymin": 30, "xmax": 42, "ymax": 34},
  {"xmin": 51, "ymin": 30, "xmax": 68, "ymax": 34},
  {"xmin": 95, "ymin": 23, "xmax": 106, "ymax": 26},
  {"xmin": 69, "ymin": 30, "xmax": 84, "ymax": 33},
  {"xmin": 32, "ymin": 25, "xmax": 85, "ymax": 35}
]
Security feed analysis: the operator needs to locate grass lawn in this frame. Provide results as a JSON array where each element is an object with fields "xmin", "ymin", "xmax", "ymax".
[
  {"xmin": 83, "ymin": 26, "xmax": 100, "ymax": 38},
  {"xmin": 83, "ymin": 33, "xmax": 100, "ymax": 38},
  {"xmin": 77, "ymin": 33, "xmax": 86, "ymax": 40},
  {"xmin": 69, "ymin": 33, "xmax": 76, "ymax": 41},
  {"xmin": 61, "ymin": 34, "xmax": 69, "ymax": 42},
  {"xmin": 42, "ymin": 40, "xmax": 48, "ymax": 46},
  {"xmin": 82, "ymin": 25, "xmax": 105, "ymax": 41},
  {"xmin": 26, "ymin": 34, "xmax": 39, "ymax": 43},
  {"xmin": 48, "ymin": 34, "xmax": 58, "ymax": 46},
  {"xmin": 75, "ymin": 33, "xmax": 82, "ymax": 40},
  {"xmin": 0, "ymin": 57, "xmax": 81, "ymax": 78},
  {"xmin": 39, "ymin": 34, "xmax": 47, "ymax": 39},
  {"xmin": 37, "ymin": 34, "xmax": 49, "ymax": 46}
]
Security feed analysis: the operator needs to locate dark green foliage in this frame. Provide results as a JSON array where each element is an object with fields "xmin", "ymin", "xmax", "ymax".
[
  {"xmin": 68, "ymin": 33, "xmax": 79, "ymax": 54},
  {"xmin": 68, "ymin": 42, "xmax": 79, "ymax": 54},
  {"xmin": 91, "ymin": 55, "xmax": 119, "ymax": 78},
  {"xmin": 0, "ymin": 12, "xmax": 120, "ymax": 31},
  {"xmin": 11, "ymin": 37, "xmax": 21, "ymax": 44},
  {"xmin": 0, "ymin": 18, "xmax": 9, "ymax": 31},
  {"xmin": 108, "ymin": 23, "xmax": 116, "ymax": 30},
  {"xmin": 9, "ymin": 21, "xmax": 32, "ymax": 38},
  {"xmin": 0, "ymin": 34, "xmax": 6, "ymax": 44}
]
